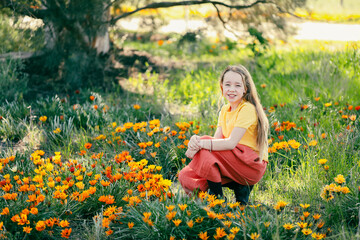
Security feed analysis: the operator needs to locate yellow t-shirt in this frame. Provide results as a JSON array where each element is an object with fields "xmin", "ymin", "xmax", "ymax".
[{"xmin": 217, "ymin": 100, "xmax": 258, "ymax": 152}]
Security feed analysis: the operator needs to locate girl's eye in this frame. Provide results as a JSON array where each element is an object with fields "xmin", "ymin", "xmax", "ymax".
[
  {"xmin": 225, "ymin": 84, "xmax": 230, "ymax": 86},
  {"xmin": 236, "ymin": 85, "xmax": 241, "ymax": 87}
]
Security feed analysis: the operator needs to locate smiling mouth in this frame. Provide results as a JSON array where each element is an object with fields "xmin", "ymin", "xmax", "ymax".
[{"xmin": 227, "ymin": 94, "xmax": 237, "ymax": 97}]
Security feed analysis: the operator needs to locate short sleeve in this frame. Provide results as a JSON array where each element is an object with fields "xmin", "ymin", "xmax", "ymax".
[{"xmin": 234, "ymin": 103, "xmax": 257, "ymax": 129}]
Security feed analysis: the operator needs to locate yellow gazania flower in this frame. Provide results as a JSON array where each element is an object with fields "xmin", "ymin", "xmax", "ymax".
[
  {"xmin": 324, "ymin": 103, "xmax": 332, "ymax": 107},
  {"xmin": 300, "ymin": 203, "xmax": 310, "ymax": 209},
  {"xmin": 341, "ymin": 186, "xmax": 350, "ymax": 194},
  {"xmin": 59, "ymin": 220, "xmax": 70, "ymax": 228},
  {"xmin": 178, "ymin": 204, "xmax": 187, "ymax": 211},
  {"xmin": 226, "ymin": 233, "xmax": 235, "ymax": 240},
  {"xmin": 318, "ymin": 159, "xmax": 327, "ymax": 165},
  {"xmin": 53, "ymin": 128, "xmax": 61, "ymax": 134},
  {"xmin": 334, "ymin": 174, "xmax": 346, "ymax": 184},
  {"xmin": 301, "ymin": 228, "xmax": 312, "ymax": 235},
  {"xmin": 297, "ymin": 222, "xmax": 308, "ymax": 228},
  {"xmin": 274, "ymin": 200, "xmax": 287, "ymax": 211},
  {"xmin": 166, "ymin": 205, "xmax": 175, "ymax": 211},
  {"xmin": 222, "ymin": 220, "xmax": 232, "ymax": 228},
  {"xmin": 311, "ymin": 233, "xmax": 325, "ymax": 240},
  {"xmin": 283, "ymin": 223, "xmax": 294, "ymax": 230},
  {"xmin": 230, "ymin": 226, "xmax": 240, "ymax": 234},
  {"xmin": 263, "ymin": 222, "xmax": 270, "ymax": 228},
  {"xmin": 250, "ymin": 232, "xmax": 260, "ymax": 240},
  {"xmin": 308, "ymin": 140, "xmax": 318, "ymax": 146}
]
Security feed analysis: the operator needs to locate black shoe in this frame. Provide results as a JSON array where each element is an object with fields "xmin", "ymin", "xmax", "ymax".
[{"xmin": 223, "ymin": 181, "xmax": 253, "ymax": 205}]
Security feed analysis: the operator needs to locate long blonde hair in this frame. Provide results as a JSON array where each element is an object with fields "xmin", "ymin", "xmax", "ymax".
[{"xmin": 219, "ymin": 65, "xmax": 269, "ymax": 161}]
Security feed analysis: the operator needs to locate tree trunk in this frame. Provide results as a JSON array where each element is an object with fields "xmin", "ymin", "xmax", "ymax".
[{"xmin": 33, "ymin": 1, "xmax": 112, "ymax": 90}]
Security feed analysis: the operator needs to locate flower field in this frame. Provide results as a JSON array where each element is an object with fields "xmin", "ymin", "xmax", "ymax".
[{"xmin": 1, "ymin": 40, "xmax": 360, "ymax": 239}]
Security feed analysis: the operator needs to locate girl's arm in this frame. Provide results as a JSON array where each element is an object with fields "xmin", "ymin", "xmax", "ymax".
[
  {"xmin": 213, "ymin": 127, "xmax": 224, "ymax": 139},
  {"xmin": 200, "ymin": 127, "xmax": 246, "ymax": 151}
]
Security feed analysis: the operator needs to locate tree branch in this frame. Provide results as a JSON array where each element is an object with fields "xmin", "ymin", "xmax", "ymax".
[
  {"xmin": 110, "ymin": 0, "xmax": 273, "ymax": 24},
  {"xmin": 211, "ymin": 3, "xmax": 243, "ymax": 39},
  {"xmin": 2, "ymin": 0, "xmax": 47, "ymax": 19}
]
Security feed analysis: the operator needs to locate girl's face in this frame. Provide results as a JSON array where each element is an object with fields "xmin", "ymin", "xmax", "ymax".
[{"xmin": 222, "ymin": 71, "xmax": 246, "ymax": 107}]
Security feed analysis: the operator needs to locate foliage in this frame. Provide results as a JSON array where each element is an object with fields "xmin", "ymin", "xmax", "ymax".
[
  {"xmin": 0, "ymin": 58, "xmax": 28, "ymax": 102},
  {"xmin": 0, "ymin": 40, "xmax": 359, "ymax": 239}
]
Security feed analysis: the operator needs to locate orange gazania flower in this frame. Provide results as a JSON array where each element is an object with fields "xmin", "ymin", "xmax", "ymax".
[
  {"xmin": 23, "ymin": 226, "xmax": 32, "ymax": 233},
  {"xmin": 214, "ymin": 227, "xmax": 227, "ymax": 239},
  {"xmin": 133, "ymin": 104, "xmax": 141, "ymax": 110},
  {"xmin": 198, "ymin": 231, "xmax": 209, "ymax": 240},
  {"xmin": 61, "ymin": 228, "xmax": 72, "ymax": 238},
  {"xmin": 1, "ymin": 207, "xmax": 9, "ymax": 215},
  {"xmin": 35, "ymin": 220, "xmax": 46, "ymax": 231},
  {"xmin": 30, "ymin": 208, "xmax": 38, "ymax": 215},
  {"xmin": 349, "ymin": 115, "xmax": 356, "ymax": 121},
  {"xmin": 172, "ymin": 219, "xmax": 182, "ymax": 227},
  {"xmin": 89, "ymin": 96, "xmax": 95, "ymax": 101},
  {"xmin": 166, "ymin": 211, "xmax": 177, "ymax": 221},
  {"xmin": 128, "ymin": 222, "xmax": 134, "ymax": 229},
  {"xmin": 39, "ymin": 116, "xmax": 47, "ymax": 122},
  {"xmin": 84, "ymin": 143, "xmax": 92, "ymax": 149},
  {"xmin": 157, "ymin": 40, "xmax": 164, "ymax": 46}
]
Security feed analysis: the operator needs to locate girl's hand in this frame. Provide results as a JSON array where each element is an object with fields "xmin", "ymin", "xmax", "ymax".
[
  {"xmin": 188, "ymin": 135, "xmax": 201, "ymax": 151},
  {"xmin": 185, "ymin": 148, "xmax": 198, "ymax": 159}
]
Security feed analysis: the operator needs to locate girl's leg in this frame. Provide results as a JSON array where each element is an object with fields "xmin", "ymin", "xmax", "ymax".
[
  {"xmin": 223, "ymin": 181, "xmax": 253, "ymax": 205},
  {"xmin": 207, "ymin": 180, "xmax": 223, "ymax": 198}
]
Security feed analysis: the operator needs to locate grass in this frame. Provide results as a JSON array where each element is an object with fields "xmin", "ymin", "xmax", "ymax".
[{"xmin": 0, "ymin": 34, "xmax": 360, "ymax": 239}]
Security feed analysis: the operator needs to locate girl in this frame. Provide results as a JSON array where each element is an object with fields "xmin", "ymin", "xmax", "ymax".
[{"xmin": 178, "ymin": 65, "xmax": 269, "ymax": 204}]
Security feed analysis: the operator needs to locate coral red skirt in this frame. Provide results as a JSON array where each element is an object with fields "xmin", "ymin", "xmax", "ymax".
[{"xmin": 178, "ymin": 136, "xmax": 267, "ymax": 194}]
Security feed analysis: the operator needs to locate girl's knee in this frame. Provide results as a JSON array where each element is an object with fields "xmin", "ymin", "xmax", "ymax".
[{"xmin": 178, "ymin": 166, "xmax": 190, "ymax": 183}]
